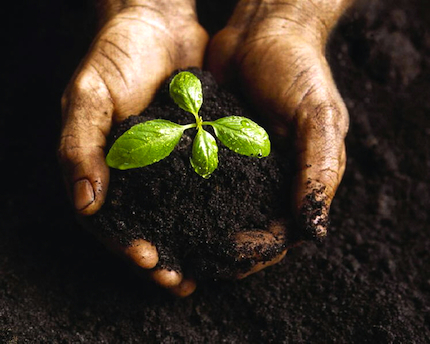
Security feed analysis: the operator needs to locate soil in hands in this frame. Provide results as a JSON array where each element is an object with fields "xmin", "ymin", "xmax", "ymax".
[{"xmin": 89, "ymin": 68, "xmax": 299, "ymax": 279}]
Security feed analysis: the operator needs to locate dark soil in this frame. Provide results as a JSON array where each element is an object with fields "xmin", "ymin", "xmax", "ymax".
[
  {"xmin": 2, "ymin": 0, "xmax": 430, "ymax": 343},
  {"xmin": 89, "ymin": 68, "xmax": 293, "ymax": 279}
]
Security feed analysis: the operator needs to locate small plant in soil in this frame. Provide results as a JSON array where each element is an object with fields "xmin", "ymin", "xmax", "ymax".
[{"xmin": 106, "ymin": 71, "xmax": 271, "ymax": 178}]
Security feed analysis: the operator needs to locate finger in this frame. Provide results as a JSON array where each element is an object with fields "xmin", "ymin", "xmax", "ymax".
[
  {"xmin": 150, "ymin": 268, "xmax": 196, "ymax": 297},
  {"xmin": 91, "ymin": 228, "xmax": 192, "ymax": 294},
  {"xmin": 101, "ymin": 237, "xmax": 159, "ymax": 270},
  {"xmin": 123, "ymin": 239, "xmax": 159, "ymax": 269},
  {"xmin": 102, "ymin": 236, "xmax": 196, "ymax": 297},
  {"xmin": 294, "ymin": 89, "xmax": 349, "ymax": 202},
  {"xmin": 59, "ymin": 72, "xmax": 114, "ymax": 216},
  {"xmin": 236, "ymin": 250, "xmax": 287, "ymax": 279},
  {"xmin": 234, "ymin": 222, "xmax": 286, "ymax": 259},
  {"xmin": 232, "ymin": 222, "xmax": 288, "ymax": 279},
  {"xmin": 294, "ymin": 89, "xmax": 349, "ymax": 239},
  {"xmin": 150, "ymin": 269, "xmax": 183, "ymax": 288},
  {"xmin": 168, "ymin": 278, "xmax": 197, "ymax": 298}
]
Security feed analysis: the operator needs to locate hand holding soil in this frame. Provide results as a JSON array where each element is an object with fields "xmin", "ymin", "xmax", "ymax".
[
  {"xmin": 59, "ymin": 0, "xmax": 354, "ymax": 296},
  {"xmin": 207, "ymin": 0, "xmax": 353, "ymax": 239},
  {"xmin": 59, "ymin": 0, "xmax": 208, "ymax": 295}
]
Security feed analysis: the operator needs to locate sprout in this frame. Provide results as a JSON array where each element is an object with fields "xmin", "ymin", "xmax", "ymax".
[{"xmin": 106, "ymin": 71, "xmax": 271, "ymax": 178}]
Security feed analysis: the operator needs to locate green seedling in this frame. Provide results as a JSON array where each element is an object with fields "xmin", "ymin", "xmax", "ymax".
[{"xmin": 106, "ymin": 71, "xmax": 271, "ymax": 178}]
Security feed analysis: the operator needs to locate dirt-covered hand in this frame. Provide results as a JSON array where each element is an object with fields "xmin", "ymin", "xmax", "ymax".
[
  {"xmin": 207, "ymin": 0, "xmax": 354, "ymax": 273},
  {"xmin": 58, "ymin": 0, "xmax": 208, "ymax": 296}
]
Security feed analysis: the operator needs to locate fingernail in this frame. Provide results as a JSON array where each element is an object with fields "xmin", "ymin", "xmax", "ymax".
[{"xmin": 73, "ymin": 179, "xmax": 95, "ymax": 211}]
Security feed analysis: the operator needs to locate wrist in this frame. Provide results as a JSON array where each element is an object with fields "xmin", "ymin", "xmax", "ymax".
[
  {"xmin": 95, "ymin": 0, "xmax": 197, "ymax": 27},
  {"xmin": 288, "ymin": 0, "xmax": 355, "ymax": 44},
  {"xmin": 227, "ymin": 0, "xmax": 355, "ymax": 46}
]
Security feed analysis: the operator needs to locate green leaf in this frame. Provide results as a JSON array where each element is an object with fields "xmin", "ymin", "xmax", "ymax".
[
  {"xmin": 106, "ymin": 119, "xmax": 185, "ymax": 170},
  {"xmin": 169, "ymin": 71, "xmax": 203, "ymax": 116},
  {"xmin": 190, "ymin": 128, "xmax": 218, "ymax": 179},
  {"xmin": 210, "ymin": 116, "xmax": 271, "ymax": 157}
]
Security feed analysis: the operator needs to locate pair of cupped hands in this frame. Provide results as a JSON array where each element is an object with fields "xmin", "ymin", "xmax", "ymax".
[{"xmin": 59, "ymin": 0, "xmax": 352, "ymax": 296}]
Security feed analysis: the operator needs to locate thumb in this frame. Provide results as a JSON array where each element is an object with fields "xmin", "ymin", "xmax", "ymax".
[
  {"xmin": 293, "ymin": 82, "xmax": 348, "ymax": 239},
  {"xmin": 294, "ymin": 126, "xmax": 347, "ymax": 240},
  {"xmin": 58, "ymin": 72, "xmax": 113, "ymax": 215}
]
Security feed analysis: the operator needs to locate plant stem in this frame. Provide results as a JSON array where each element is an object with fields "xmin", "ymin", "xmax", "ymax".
[
  {"xmin": 182, "ymin": 123, "xmax": 197, "ymax": 131},
  {"xmin": 195, "ymin": 115, "xmax": 203, "ymax": 130}
]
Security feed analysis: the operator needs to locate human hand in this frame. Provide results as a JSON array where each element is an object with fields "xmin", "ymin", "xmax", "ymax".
[
  {"xmin": 208, "ymin": 0, "xmax": 354, "ymax": 273},
  {"xmin": 58, "ymin": 0, "xmax": 208, "ymax": 296}
]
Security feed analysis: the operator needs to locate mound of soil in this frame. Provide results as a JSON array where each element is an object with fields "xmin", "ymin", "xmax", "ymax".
[{"xmin": 89, "ymin": 68, "xmax": 294, "ymax": 278}]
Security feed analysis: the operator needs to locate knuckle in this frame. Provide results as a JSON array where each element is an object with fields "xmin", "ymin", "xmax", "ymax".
[
  {"xmin": 300, "ymin": 97, "xmax": 349, "ymax": 140},
  {"xmin": 57, "ymin": 135, "xmax": 81, "ymax": 165},
  {"xmin": 58, "ymin": 132, "xmax": 105, "ymax": 166},
  {"xmin": 72, "ymin": 73, "xmax": 99, "ymax": 99},
  {"xmin": 61, "ymin": 73, "xmax": 97, "ymax": 121}
]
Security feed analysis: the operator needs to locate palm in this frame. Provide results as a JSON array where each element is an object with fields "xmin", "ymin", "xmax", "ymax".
[
  {"xmin": 237, "ymin": 38, "xmax": 348, "ymax": 208},
  {"xmin": 66, "ymin": 14, "xmax": 206, "ymax": 122}
]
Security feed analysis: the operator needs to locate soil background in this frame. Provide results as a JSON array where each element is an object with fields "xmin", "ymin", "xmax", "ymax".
[{"xmin": 1, "ymin": 0, "xmax": 429, "ymax": 343}]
